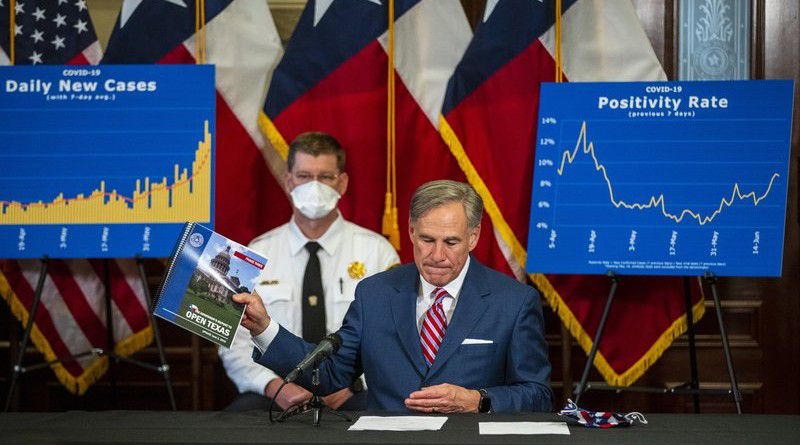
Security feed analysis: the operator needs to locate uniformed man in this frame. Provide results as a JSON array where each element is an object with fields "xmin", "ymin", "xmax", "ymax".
[{"xmin": 218, "ymin": 132, "xmax": 399, "ymax": 411}]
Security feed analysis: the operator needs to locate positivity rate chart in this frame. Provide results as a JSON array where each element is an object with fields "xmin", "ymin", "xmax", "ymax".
[
  {"xmin": 526, "ymin": 80, "xmax": 794, "ymax": 277},
  {"xmin": 0, "ymin": 65, "xmax": 215, "ymax": 258}
]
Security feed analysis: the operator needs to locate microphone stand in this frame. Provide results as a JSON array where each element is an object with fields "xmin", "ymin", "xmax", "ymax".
[{"xmin": 275, "ymin": 365, "xmax": 352, "ymax": 426}]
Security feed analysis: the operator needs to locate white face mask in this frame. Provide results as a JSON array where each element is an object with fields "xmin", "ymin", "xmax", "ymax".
[{"xmin": 290, "ymin": 180, "xmax": 341, "ymax": 220}]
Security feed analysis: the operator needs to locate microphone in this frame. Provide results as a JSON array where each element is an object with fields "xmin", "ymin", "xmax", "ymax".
[{"xmin": 284, "ymin": 333, "xmax": 342, "ymax": 383}]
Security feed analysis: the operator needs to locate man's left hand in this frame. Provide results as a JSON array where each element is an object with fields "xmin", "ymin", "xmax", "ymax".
[
  {"xmin": 321, "ymin": 387, "xmax": 353, "ymax": 410},
  {"xmin": 404, "ymin": 383, "xmax": 480, "ymax": 413}
]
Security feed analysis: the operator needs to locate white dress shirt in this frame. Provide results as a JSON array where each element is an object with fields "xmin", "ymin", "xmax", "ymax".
[
  {"xmin": 218, "ymin": 214, "xmax": 399, "ymax": 395},
  {"xmin": 415, "ymin": 256, "xmax": 471, "ymax": 331},
  {"xmin": 255, "ymin": 257, "xmax": 473, "ymax": 351}
]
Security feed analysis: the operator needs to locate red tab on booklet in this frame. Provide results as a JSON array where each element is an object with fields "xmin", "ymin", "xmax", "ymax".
[{"xmin": 234, "ymin": 251, "xmax": 265, "ymax": 269}]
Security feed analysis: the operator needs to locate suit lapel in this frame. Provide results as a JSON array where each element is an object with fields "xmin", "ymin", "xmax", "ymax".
[
  {"xmin": 426, "ymin": 260, "xmax": 489, "ymax": 378},
  {"xmin": 390, "ymin": 265, "xmax": 427, "ymax": 377}
]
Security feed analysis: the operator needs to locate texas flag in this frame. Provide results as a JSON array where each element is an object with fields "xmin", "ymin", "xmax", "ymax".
[
  {"xmin": 102, "ymin": 0, "xmax": 288, "ymax": 244},
  {"xmin": 440, "ymin": 0, "xmax": 704, "ymax": 387},
  {"xmin": 259, "ymin": 0, "xmax": 518, "ymax": 264}
]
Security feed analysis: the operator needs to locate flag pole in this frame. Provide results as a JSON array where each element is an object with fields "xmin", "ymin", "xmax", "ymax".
[
  {"xmin": 200, "ymin": 0, "xmax": 206, "ymax": 64},
  {"xmin": 9, "ymin": 0, "xmax": 15, "ymax": 65},
  {"xmin": 382, "ymin": 0, "xmax": 400, "ymax": 249},
  {"xmin": 554, "ymin": 0, "xmax": 563, "ymax": 82},
  {"xmin": 194, "ymin": 0, "xmax": 206, "ymax": 64}
]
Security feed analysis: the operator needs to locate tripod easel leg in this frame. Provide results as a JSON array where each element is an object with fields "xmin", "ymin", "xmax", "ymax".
[
  {"xmin": 705, "ymin": 272, "xmax": 743, "ymax": 414},
  {"xmin": 4, "ymin": 258, "xmax": 178, "ymax": 411},
  {"xmin": 102, "ymin": 260, "xmax": 118, "ymax": 408},
  {"xmin": 574, "ymin": 272, "xmax": 618, "ymax": 405},
  {"xmin": 136, "ymin": 257, "xmax": 176, "ymax": 410},
  {"xmin": 4, "ymin": 258, "xmax": 48, "ymax": 412},
  {"xmin": 683, "ymin": 276, "xmax": 701, "ymax": 413}
]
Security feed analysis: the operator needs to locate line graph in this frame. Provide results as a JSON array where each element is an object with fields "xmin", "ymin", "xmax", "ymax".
[
  {"xmin": 557, "ymin": 121, "xmax": 781, "ymax": 226},
  {"xmin": 526, "ymin": 81, "xmax": 793, "ymax": 277}
]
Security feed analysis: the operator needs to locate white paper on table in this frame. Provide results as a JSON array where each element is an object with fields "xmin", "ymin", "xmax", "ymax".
[
  {"xmin": 479, "ymin": 421, "xmax": 571, "ymax": 435},
  {"xmin": 349, "ymin": 416, "xmax": 448, "ymax": 431}
]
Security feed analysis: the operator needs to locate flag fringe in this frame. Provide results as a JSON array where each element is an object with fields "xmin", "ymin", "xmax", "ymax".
[
  {"xmin": 531, "ymin": 272, "xmax": 705, "ymax": 386},
  {"xmin": 438, "ymin": 116, "xmax": 528, "ymax": 265},
  {"xmin": 0, "ymin": 269, "xmax": 153, "ymax": 395},
  {"xmin": 438, "ymin": 116, "xmax": 706, "ymax": 387},
  {"xmin": 258, "ymin": 111, "xmax": 289, "ymax": 160}
]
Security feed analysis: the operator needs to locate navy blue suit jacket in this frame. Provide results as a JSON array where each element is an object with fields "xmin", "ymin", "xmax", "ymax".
[{"xmin": 254, "ymin": 258, "xmax": 552, "ymax": 412}]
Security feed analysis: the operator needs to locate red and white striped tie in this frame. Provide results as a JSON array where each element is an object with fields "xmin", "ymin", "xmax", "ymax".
[{"xmin": 420, "ymin": 287, "xmax": 449, "ymax": 367}]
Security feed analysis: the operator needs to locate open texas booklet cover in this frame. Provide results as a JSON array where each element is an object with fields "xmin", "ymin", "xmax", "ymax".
[{"xmin": 152, "ymin": 223, "xmax": 267, "ymax": 348}]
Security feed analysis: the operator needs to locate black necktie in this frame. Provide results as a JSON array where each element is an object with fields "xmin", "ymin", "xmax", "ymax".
[{"xmin": 302, "ymin": 241, "xmax": 325, "ymax": 343}]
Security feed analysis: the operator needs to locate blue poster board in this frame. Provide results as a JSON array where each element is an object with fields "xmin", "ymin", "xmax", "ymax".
[
  {"xmin": 0, "ymin": 65, "xmax": 215, "ymax": 258},
  {"xmin": 526, "ymin": 80, "xmax": 793, "ymax": 277}
]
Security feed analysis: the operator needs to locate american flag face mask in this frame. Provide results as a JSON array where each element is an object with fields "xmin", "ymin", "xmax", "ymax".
[{"xmin": 559, "ymin": 399, "xmax": 648, "ymax": 429}]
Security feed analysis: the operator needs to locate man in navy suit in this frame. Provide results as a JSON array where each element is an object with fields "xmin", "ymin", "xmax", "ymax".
[{"xmin": 235, "ymin": 180, "xmax": 552, "ymax": 413}]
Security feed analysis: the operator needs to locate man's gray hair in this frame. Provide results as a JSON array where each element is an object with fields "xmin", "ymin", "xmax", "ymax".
[{"xmin": 410, "ymin": 180, "xmax": 483, "ymax": 229}]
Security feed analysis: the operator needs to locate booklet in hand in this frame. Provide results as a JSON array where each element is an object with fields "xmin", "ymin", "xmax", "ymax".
[{"xmin": 153, "ymin": 223, "xmax": 268, "ymax": 348}]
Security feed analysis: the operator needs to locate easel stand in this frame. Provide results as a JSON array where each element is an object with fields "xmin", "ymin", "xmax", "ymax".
[
  {"xmin": 274, "ymin": 367, "xmax": 351, "ymax": 426},
  {"xmin": 705, "ymin": 272, "xmax": 744, "ymax": 413},
  {"xmin": 573, "ymin": 271, "xmax": 618, "ymax": 404},
  {"xmin": 572, "ymin": 271, "xmax": 743, "ymax": 414},
  {"xmin": 4, "ymin": 257, "xmax": 176, "ymax": 411}
]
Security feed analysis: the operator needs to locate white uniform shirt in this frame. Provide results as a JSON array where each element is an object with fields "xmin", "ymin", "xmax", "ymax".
[{"xmin": 218, "ymin": 214, "xmax": 399, "ymax": 395}]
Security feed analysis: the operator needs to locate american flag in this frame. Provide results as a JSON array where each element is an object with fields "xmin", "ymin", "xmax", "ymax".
[
  {"xmin": 0, "ymin": 0, "xmax": 102, "ymax": 65},
  {"xmin": 559, "ymin": 399, "xmax": 648, "ymax": 428},
  {"xmin": 0, "ymin": 0, "xmax": 151, "ymax": 396}
]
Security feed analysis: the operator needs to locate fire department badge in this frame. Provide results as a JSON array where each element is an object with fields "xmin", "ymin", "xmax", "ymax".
[{"xmin": 347, "ymin": 261, "xmax": 366, "ymax": 279}]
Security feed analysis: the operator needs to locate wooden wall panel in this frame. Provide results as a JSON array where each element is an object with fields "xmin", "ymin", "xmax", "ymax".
[{"xmin": 760, "ymin": 0, "xmax": 800, "ymax": 413}]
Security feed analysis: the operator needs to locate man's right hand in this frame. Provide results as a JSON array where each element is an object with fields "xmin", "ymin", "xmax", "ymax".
[
  {"xmin": 265, "ymin": 378, "xmax": 312, "ymax": 410},
  {"xmin": 232, "ymin": 292, "xmax": 271, "ymax": 337}
]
